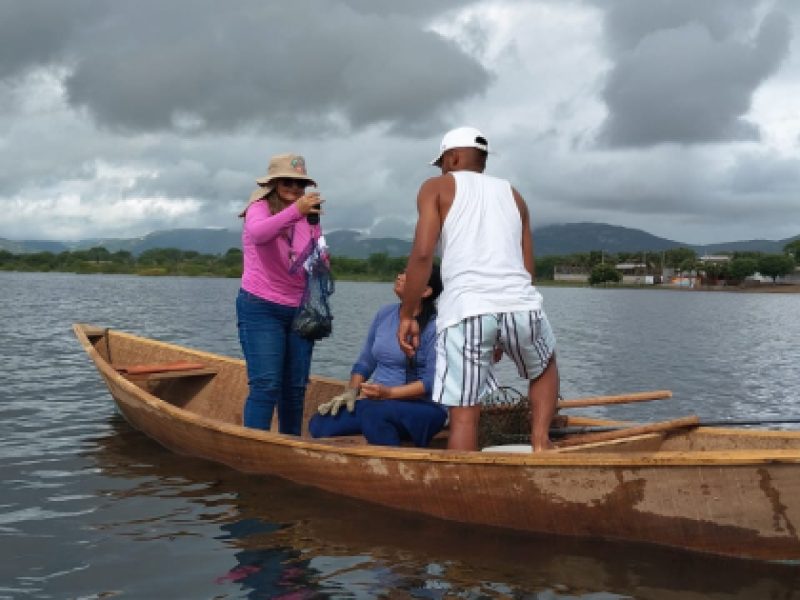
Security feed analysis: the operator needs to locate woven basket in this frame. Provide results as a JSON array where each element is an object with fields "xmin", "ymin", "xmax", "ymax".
[{"xmin": 478, "ymin": 387, "xmax": 531, "ymax": 447}]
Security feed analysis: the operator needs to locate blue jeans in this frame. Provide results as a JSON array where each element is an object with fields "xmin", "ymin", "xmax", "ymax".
[
  {"xmin": 308, "ymin": 400, "xmax": 366, "ymax": 438},
  {"xmin": 236, "ymin": 289, "xmax": 313, "ymax": 435},
  {"xmin": 361, "ymin": 399, "xmax": 447, "ymax": 447},
  {"xmin": 309, "ymin": 399, "xmax": 447, "ymax": 448}
]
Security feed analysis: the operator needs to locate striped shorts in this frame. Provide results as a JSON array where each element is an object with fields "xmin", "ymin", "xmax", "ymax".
[{"xmin": 432, "ymin": 310, "xmax": 557, "ymax": 407}]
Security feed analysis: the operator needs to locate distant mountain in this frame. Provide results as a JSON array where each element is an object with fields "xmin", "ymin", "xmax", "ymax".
[
  {"xmin": 2, "ymin": 223, "xmax": 797, "ymax": 258},
  {"xmin": 0, "ymin": 239, "xmax": 69, "ymax": 254},
  {"xmin": 533, "ymin": 222, "xmax": 799, "ymax": 256},
  {"xmin": 325, "ymin": 230, "xmax": 412, "ymax": 259},
  {"xmin": 69, "ymin": 228, "xmax": 243, "ymax": 255},
  {"xmin": 0, "ymin": 228, "xmax": 410, "ymax": 258},
  {"xmin": 534, "ymin": 223, "xmax": 680, "ymax": 255},
  {"xmin": 0, "ymin": 230, "xmax": 240, "ymax": 256},
  {"xmin": 698, "ymin": 238, "xmax": 797, "ymax": 255}
]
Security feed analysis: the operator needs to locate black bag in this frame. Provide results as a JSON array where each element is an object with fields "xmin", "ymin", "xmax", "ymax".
[{"xmin": 292, "ymin": 243, "xmax": 334, "ymax": 341}]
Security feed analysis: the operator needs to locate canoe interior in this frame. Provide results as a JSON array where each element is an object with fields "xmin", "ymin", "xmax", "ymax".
[
  {"xmin": 78, "ymin": 324, "xmax": 800, "ymax": 454},
  {"xmin": 81, "ymin": 324, "xmax": 346, "ymax": 438}
]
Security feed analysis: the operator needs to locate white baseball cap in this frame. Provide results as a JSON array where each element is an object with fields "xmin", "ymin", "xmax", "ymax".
[{"xmin": 430, "ymin": 126, "xmax": 489, "ymax": 167}]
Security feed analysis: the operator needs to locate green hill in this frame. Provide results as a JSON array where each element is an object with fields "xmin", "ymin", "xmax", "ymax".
[{"xmin": 2, "ymin": 223, "xmax": 797, "ymax": 258}]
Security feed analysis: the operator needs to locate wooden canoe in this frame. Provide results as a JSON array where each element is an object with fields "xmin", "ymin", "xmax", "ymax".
[{"xmin": 73, "ymin": 323, "xmax": 800, "ymax": 562}]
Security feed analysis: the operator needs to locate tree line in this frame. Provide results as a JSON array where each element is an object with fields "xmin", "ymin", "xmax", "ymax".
[
  {"xmin": 2, "ymin": 240, "xmax": 798, "ymax": 284},
  {"xmin": 0, "ymin": 247, "xmax": 245, "ymax": 277},
  {"xmin": 0, "ymin": 246, "xmax": 411, "ymax": 281}
]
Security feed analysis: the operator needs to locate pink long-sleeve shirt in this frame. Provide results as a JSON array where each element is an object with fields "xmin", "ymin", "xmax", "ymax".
[{"xmin": 240, "ymin": 200, "xmax": 320, "ymax": 307}]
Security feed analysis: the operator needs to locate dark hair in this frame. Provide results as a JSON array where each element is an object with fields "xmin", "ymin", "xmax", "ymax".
[
  {"xmin": 406, "ymin": 264, "xmax": 442, "ymax": 382},
  {"xmin": 265, "ymin": 189, "xmax": 284, "ymax": 216},
  {"xmin": 416, "ymin": 264, "xmax": 442, "ymax": 334}
]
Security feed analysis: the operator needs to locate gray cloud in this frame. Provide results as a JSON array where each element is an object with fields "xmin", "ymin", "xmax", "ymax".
[
  {"xmin": 0, "ymin": 0, "xmax": 98, "ymax": 79},
  {"xmin": 598, "ymin": 1, "xmax": 792, "ymax": 146},
  {"xmin": 338, "ymin": 1, "xmax": 470, "ymax": 19},
  {"xmin": 725, "ymin": 151, "xmax": 800, "ymax": 195},
  {"xmin": 368, "ymin": 215, "xmax": 415, "ymax": 238},
  {"xmin": 1, "ymin": 1, "xmax": 798, "ymax": 246},
  {"xmin": 602, "ymin": 0, "xmax": 755, "ymax": 55},
  {"xmin": 500, "ymin": 124, "xmax": 800, "ymax": 244},
  {"xmin": 0, "ymin": 1, "xmax": 490, "ymax": 136}
]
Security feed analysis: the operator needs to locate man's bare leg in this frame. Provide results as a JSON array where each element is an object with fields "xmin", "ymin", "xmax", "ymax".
[
  {"xmin": 529, "ymin": 355, "xmax": 559, "ymax": 451},
  {"xmin": 447, "ymin": 406, "xmax": 481, "ymax": 450}
]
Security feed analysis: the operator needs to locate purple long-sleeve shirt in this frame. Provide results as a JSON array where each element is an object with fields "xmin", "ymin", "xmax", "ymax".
[
  {"xmin": 351, "ymin": 303, "xmax": 437, "ymax": 399},
  {"xmin": 240, "ymin": 200, "xmax": 321, "ymax": 306}
]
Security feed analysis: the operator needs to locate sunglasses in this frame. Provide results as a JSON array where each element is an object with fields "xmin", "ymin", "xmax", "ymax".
[{"xmin": 278, "ymin": 178, "xmax": 308, "ymax": 189}]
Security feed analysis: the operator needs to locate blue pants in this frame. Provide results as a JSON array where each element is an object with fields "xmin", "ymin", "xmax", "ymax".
[
  {"xmin": 309, "ymin": 399, "xmax": 448, "ymax": 448},
  {"xmin": 236, "ymin": 289, "xmax": 313, "ymax": 435},
  {"xmin": 308, "ymin": 400, "xmax": 366, "ymax": 438}
]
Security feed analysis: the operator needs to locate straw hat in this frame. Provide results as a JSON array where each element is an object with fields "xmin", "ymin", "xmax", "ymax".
[{"xmin": 247, "ymin": 153, "xmax": 317, "ymax": 203}]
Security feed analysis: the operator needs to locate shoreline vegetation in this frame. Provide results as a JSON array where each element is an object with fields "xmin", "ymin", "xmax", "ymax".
[
  {"xmin": 538, "ymin": 281, "xmax": 800, "ymax": 293},
  {"xmin": 2, "ymin": 246, "xmax": 798, "ymax": 293}
]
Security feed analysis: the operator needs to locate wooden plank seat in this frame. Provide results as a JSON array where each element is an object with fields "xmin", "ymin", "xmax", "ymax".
[{"xmin": 115, "ymin": 361, "xmax": 217, "ymax": 381}]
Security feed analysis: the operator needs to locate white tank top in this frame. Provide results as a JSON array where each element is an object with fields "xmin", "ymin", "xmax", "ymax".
[{"xmin": 436, "ymin": 171, "xmax": 543, "ymax": 331}]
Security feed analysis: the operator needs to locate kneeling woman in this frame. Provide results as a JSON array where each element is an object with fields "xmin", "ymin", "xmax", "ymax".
[{"xmin": 309, "ymin": 267, "xmax": 446, "ymax": 447}]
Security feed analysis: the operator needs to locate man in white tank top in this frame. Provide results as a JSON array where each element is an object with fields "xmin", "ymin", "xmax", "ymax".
[{"xmin": 398, "ymin": 126, "xmax": 559, "ymax": 452}]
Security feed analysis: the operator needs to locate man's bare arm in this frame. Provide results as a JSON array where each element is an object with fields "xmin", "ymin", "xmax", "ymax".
[
  {"xmin": 400, "ymin": 178, "xmax": 442, "ymax": 319},
  {"xmin": 513, "ymin": 188, "xmax": 535, "ymax": 281},
  {"xmin": 397, "ymin": 178, "xmax": 443, "ymax": 356}
]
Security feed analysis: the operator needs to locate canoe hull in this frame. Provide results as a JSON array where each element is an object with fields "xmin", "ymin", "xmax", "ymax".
[{"xmin": 77, "ymin": 324, "xmax": 800, "ymax": 561}]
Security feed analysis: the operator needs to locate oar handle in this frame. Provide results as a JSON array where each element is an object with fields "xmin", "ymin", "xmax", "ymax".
[
  {"xmin": 556, "ymin": 415, "xmax": 699, "ymax": 448},
  {"xmin": 558, "ymin": 390, "xmax": 672, "ymax": 409}
]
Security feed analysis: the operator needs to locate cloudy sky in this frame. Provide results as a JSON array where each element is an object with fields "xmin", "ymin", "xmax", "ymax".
[{"xmin": 2, "ymin": 0, "xmax": 799, "ymax": 245}]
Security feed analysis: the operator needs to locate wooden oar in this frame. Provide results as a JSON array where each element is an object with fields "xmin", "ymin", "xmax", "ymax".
[
  {"xmin": 693, "ymin": 417, "xmax": 800, "ymax": 427},
  {"xmin": 555, "ymin": 415, "xmax": 700, "ymax": 448},
  {"xmin": 551, "ymin": 416, "xmax": 800, "ymax": 437},
  {"xmin": 558, "ymin": 390, "xmax": 672, "ymax": 409}
]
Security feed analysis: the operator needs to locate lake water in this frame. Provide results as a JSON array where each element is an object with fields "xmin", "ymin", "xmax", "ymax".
[{"xmin": 1, "ymin": 271, "xmax": 799, "ymax": 599}]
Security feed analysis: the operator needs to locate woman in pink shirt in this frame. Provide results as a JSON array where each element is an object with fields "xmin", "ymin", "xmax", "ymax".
[{"xmin": 236, "ymin": 153, "xmax": 324, "ymax": 434}]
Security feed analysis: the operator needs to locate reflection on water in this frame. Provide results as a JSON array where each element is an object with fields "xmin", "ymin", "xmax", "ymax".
[
  {"xmin": 1, "ymin": 272, "xmax": 800, "ymax": 598},
  {"xmin": 87, "ymin": 418, "xmax": 800, "ymax": 599}
]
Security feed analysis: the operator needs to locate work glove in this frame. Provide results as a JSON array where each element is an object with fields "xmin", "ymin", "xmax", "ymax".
[{"xmin": 317, "ymin": 387, "xmax": 358, "ymax": 416}]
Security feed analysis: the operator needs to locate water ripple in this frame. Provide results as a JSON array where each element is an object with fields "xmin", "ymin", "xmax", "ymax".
[
  {"xmin": 1, "ymin": 273, "xmax": 799, "ymax": 598},
  {"xmin": 0, "ymin": 506, "xmax": 96, "ymax": 526}
]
